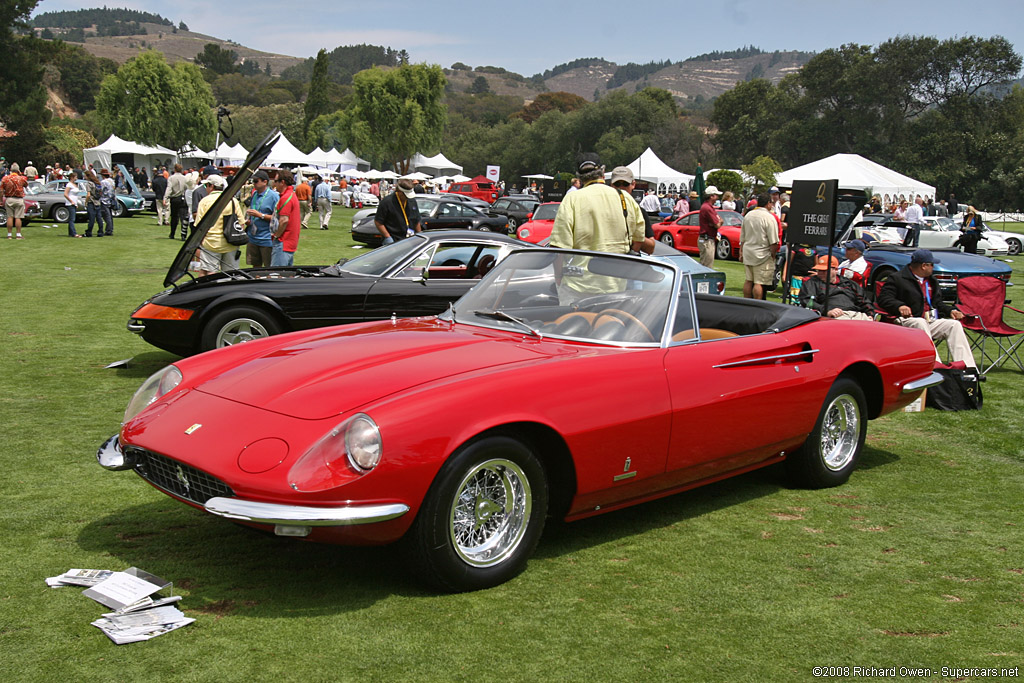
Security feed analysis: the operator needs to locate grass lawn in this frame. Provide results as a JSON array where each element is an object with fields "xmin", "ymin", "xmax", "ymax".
[{"xmin": 2, "ymin": 208, "xmax": 1022, "ymax": 681}]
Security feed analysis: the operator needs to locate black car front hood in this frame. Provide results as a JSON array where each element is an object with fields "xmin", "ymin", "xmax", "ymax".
[{"xmin": 164, "ymin": 130, "xmax": 281, "ymax": 288}]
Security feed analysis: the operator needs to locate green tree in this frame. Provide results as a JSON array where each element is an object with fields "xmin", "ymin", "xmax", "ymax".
[
  {"xmin": 741, "ymin": 155, "xmax": 782, "ymax": 192},
  {"xmin": 706, "ymin": 169, "xmax": 745, "ymax": 197},
  {"xmin": 347, "ymin": 64, "xmax": 447, "ymax": 172},
  {"xmin": 513, "ymin": 91, "xmax": 587, "ymax": 123},
  {"xmin": 195, "ymin": 42, "xmax": 237, "ymax": 75},
  {"xmin": 304, "ymin": 48, "xmax": 331, "ymax": 137},
  {"xmin": 468, "ymin": 75, "xmax": 490, "ymax": 94},
  {"xmin": 95, "ymin": 51, "xmax": 216, "ymax": 149},
  {"xmin": 223, "ymin": 103, "xmax": 304, "ymax": 151},
  {"xmin": 42, "ymin": 124, "xmax": 97, "ymax": 166},
  {"xmin": 1, "ymin": 0, "xmax": 50, "ymax": 160}
]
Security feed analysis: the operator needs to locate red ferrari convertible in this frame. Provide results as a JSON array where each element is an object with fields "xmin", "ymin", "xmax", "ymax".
[{"xmin": 98, "ymin": 249, "xmax": 940, "ymax": 592}]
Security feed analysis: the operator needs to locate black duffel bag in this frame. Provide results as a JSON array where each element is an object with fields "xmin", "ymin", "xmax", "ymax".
[{"xmin": 926, "ymin": 367, "xmax": 983, "ymax": 411}]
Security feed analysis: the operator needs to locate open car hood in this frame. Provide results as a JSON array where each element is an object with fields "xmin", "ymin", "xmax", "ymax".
[
  {"xmin": 164, "ymin": 130, "xmax": 280, "ymax": 287},
  {"xmin": 191, "ymin": 319, "xmax": 575, "ymax": 419}
]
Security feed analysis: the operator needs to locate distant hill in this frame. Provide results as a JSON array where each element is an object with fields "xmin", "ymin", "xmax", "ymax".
[{"xmin": 30, "ymin": 8, "xmax": 814, "ymax": 103}]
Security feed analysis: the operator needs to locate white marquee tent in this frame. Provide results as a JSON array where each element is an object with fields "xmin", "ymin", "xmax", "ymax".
[
  {"xmin": 775, "ymin": 153, "xmax": 936, "ymax": 203},
  {"xmin": 84, "ymin": 135, "xmax": 177, "ymax": 175},
  {"xmin": 334, "ymin": 148, "xmax": 370, "ymax": 172},
  {"xmin": 619, "ymin": 148, "xmax": 693, "ymax": 194},
  {"xmin": 263, "ymin": 133, "xmax": 317, "ymax": 167},
  {"xmin": 410, "ymin": 152, "xmax": 462, "ymax": 177}
]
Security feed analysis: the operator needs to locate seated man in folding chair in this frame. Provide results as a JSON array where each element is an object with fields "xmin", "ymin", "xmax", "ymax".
[
  {"xmin": 798, "ymin": 255, "xmax": 873, "ymax": 320},
  {"xmin": 877, "ymin": 249, "xmax": 977, "ymax": 369},
  {"xmin": 838, "ymin": 239, "xmax": 869, "ymax": 285}
]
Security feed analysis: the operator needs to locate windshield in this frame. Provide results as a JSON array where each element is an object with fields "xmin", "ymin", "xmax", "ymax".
[
  {"xmin": 532, "ymin": 204, "xmax": 559, "ymax": 221},
  {"xmin": 452, "ymin": 250, "xmax": 676, "ymax": 346},
  {"xmin": 340, "ymin": 234, "xmax": 427, "ymax": 275}
]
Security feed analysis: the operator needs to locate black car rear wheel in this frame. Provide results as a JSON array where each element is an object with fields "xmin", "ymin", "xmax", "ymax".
[
  {"xmin": 507, "ymin": 217, "xmax": 518, "ymax": 231},
  {"xmin": 407, "ymin": 436, "xmax": 548, "ymax": 592},
  {"xmin": 201, "ymin": 305, "xmax": 282, "ymax": 352}
]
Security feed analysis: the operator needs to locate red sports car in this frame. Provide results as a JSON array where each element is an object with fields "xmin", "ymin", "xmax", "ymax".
[
  {"xmin": 515, "ymin": 201, "xmax": 559, "ymax": 243},
  {"xmin": 654, "ymin": 209, "xmax": 746, "ymax": 260},
  {"xmin": 98, "ymin": 249, "xmax": 940, "ymax": 592}
]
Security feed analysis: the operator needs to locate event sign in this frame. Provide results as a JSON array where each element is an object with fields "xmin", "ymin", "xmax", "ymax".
[
  {"xmin": 542, "ymin": 178, "xmax": 566, "ymax": 202},
  {"xmin": 486, "ymin": 165, "xmax": 500, "ymax": 183},
  {"xmin": 787, "ymin": 179, "xmax": 839, "ymax": 247}
]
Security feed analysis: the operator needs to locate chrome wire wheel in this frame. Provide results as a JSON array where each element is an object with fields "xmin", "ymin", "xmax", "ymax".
[
  {"xmin": 216, "ymin": 317, "xmax": 271, "ymax": 347},
  {"xmin": 820, "ymin": 394, "xmax": 861, "ymax": 471},
  {"xmin": 449, "ymin": 458, "xmax": 531, "ymax": 567}
]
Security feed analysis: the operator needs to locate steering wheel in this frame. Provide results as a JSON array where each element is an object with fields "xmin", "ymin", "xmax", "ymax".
[
  {"xmin": 595, "ymin": 309, "xmax": 654, "ymax": 342},
  {"xmin": 476, "ymin": 254, "xmax": 497, "ymax": 277}
]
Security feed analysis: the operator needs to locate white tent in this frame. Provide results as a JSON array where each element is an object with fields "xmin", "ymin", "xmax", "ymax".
[
  {"xmin": 179, "ymin": 142, "xmax": 212, "ymax": 162},
  {"xmin": 229, "ymin": 143, "xmax": 248, "ymax": 161},
  {"xmin": 775, "ymin": 153, "xmax": 936, "ymax": 204},
  {"xmin": 337, "ymin": 148, "xmax": 370, "ymax": 172},
  {"xmin": 306, "ymin": 146, "xmax": 333, "ymax": 168},
  {"xmin": 618, "ymin": 148, "xmax": 693, "ymax": 195},
  {"xmin": 263, "ymin": 133, "xmax": 316, "ymax": 166},
  {"xmin": 410, "ymin": 152, "xmax": 462, "ymax": 177},
  {"xmin": 84, "ymin": 134, "xmax": 177, "ymax": 176}
]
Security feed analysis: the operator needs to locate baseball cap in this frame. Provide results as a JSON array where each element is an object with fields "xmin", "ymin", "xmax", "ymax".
[
  {"xmin": 911, "ymin": 248, "xmax": 940, "ymax": 264},
  {"xmin": 812, "ymin": 255, "xmax": 840, "ymax": 270},
  {"xmin": 201, "ymin": 165, "xmax": 219, "ymax": 177},
  {"xmin": 576, "ymin": 153, "xmax": 602, "ymax": 174},
  {"xmin": 252, "ymin": 170, "xmax": 270, "ymax": 181},
  {"xmin": 844, "ymin": 239, "xmax": 866, "ymax": 252},
  {"xmin": 770, "ymin": 186, "xmax": 780, "ymax": 193},
  {"xmin": 704, "ymin": 185, "xmax": 721, "ymax": 195},
  {"xmin": 609, "ymin": 166, "xmax": 634, "ymax": 185},
  {"xmin": 204, "ymin": 174, "xmax": 227, "ymax": 189}
]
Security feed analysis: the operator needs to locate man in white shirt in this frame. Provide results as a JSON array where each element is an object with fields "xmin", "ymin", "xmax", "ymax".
[
  {"xmin": 639, "ymin": 189, "xmax": 661, "ymax": 218},
  {"xmin": 838, "ymin": 239, "xmax": 869, "ymax": 285}
]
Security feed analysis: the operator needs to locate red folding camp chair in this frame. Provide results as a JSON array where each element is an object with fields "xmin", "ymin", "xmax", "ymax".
[{"xmin": 956, "ymin": 276, "xmax": 1024, "ymax": 374}]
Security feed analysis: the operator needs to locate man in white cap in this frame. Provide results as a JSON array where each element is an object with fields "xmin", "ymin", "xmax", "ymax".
[
  {"xmin": 698, "ymin": 185, "xmax": 722, "ymax": 267},
  {"xmin": 374, "ymin": 176, "xmax": 421, "ymax": 244},
  {"xmin": 194, "ymin": 173, "xmax": 247, "ymax": 277}
]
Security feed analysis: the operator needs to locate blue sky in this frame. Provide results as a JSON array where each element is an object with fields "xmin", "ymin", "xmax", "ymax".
[{"xmin": 34, "ymin": 0, "xmax": 1024, "ymax": 77}]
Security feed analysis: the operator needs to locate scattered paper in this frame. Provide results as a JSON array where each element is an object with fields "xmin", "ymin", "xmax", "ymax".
[
  {"xmin": 46, "ymin": 566, "xmax": 193, "ymax": 644},
  {"xmin": 46, "ymin": 568, "xmax": 114, "ymax": 588},
  {"xmin": 104, "ymin": 358, "xmax": 132, "ymax": 369},
  {"xmin": 83, "ymin": 568, "xmax": 169, "ymax": 610}
]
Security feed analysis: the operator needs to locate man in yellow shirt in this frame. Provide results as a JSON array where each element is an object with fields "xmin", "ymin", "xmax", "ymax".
[
  {"xmin": 550, "ymin": 154, "xmax": 646, "ymax": 298},
  {"xmin": 194, "ymin": 174, "xmax": 247, "ymax": 277}
]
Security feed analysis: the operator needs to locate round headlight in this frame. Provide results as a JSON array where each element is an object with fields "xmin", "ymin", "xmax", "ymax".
[
  {"xmin": 346, "ymin": 414, "xmax": 381, "ymax": 471},
  {"xmin": 123, "ymin": 365, "xmax": 182, "ymax": 423}
]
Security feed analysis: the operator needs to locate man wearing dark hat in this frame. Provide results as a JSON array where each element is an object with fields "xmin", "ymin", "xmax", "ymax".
[
  {"xmin": 798, "ymin": 255, "xmax": 872, "ymax": 320},
  {"xmin": 374, "ymin": 177, "xmax": 421, "ymax": 244},
  {"xmin": 244, "ymin": 170, "xmax": 279, "ymax": 267},
  {"xmin": 877, "ymin": 249, "xmax": 976, "ymax": 368},
  {"xmin": 838, "ymin": 239, "xmax": 869, "ymax": 285},
  {"xmin": 552, "ymin": 153, "xmax": 644, "ymax": 257}
]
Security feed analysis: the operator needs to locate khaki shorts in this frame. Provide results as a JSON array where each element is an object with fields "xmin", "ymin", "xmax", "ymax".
[
  {"xmin": 744, "ymin": 259, "xmax": 775, "ymax": 285},
  {"xmin": 4, "ymin": 197, "xmax": 25, "ymax": 219},
  {"xmin": 197, "ymin": 246, "xmax": 240, "ymax": 273}
]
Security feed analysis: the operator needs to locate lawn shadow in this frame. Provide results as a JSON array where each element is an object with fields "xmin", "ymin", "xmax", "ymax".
[
  {"xmin": 535, "ymin": 445, "xmax": 902, "ymax": 559},
  {"xmin": 76, "ymin": 446, "xmax": 904, "ymax": 611},
  {"xmin": 76, "ymin": 500, "xmax": 428, "ymax": 617}
]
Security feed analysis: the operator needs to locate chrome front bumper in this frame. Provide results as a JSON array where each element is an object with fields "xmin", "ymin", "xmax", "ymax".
[
  {"xmin": 902, "ymin": 371, "xmax": 945, "ymax": 393},
  {"xmin": 204, "ymin": 497, "xmax": 409, "ymax": 527}
]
